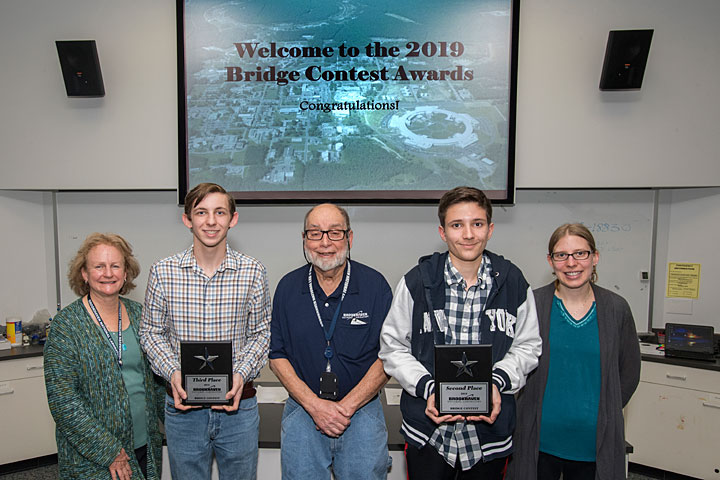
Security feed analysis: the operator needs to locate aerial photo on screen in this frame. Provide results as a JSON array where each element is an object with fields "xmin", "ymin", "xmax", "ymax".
[{"xmin": 182, "ymin": 0, "xmax": 514, "ymax": 197}]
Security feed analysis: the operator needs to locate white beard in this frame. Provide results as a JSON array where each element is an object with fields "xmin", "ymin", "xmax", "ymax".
[{"xmin": 304, "ymin": 246, "xmax": 348, "ymax": 272}]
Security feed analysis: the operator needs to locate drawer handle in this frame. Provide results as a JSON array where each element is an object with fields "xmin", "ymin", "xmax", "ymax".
[
  {"xmin": 702, "ymin": 402, "xmax": 720, "ymax": 409},
  {"xmin": 665, "ymin": 374, "xmax": 686, "ymax": 381},
  {"xmin": 26, "ymin": 365, "xmax": 44, "ymax": 371},
  {"xmin": 0, "ymin": 389, "xmax": 15, "ymax": 396}
]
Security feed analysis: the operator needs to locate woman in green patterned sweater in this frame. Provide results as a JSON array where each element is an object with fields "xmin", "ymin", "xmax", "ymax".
[{"xmin": 44, "ymin": 233, "xmax": 164, "ymax": 479}]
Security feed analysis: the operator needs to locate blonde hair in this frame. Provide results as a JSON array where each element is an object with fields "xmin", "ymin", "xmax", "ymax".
[
  {"xmin": 548, "ymin": 223, "xmax": 598, "ymax": 283},
  {"xmin": 67, "ymin": 233, "xmax": 140, "ymax": 296}
]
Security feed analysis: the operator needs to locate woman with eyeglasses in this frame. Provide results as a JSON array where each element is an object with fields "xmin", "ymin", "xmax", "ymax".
[{"xmin": 508, "ymin": 223, "xmax": 641, "ymax": 480}]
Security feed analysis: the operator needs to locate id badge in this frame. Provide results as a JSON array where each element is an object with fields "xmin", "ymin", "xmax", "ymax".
[{"xmin": 319, "ymin": 371, "xmax": 338, "ymax": 400}]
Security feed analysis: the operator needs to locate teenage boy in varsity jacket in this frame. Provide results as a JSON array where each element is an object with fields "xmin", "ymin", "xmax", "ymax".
[{"xmin": 379, "ymin": 186, "xmax": 541, "ymax": 479}]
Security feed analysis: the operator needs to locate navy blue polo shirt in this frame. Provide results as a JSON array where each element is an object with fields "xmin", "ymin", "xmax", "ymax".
[{"xmin": 270, "ymin": 260, "xmax": 392, "ymax": 400}]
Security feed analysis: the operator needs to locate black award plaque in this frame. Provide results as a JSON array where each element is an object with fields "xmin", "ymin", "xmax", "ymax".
[
  {"xmin": 434, "ymin": 344, "xmax": 492, "ymax": 415},
  {"xmin": 180, "ymin": 341, "xmax": 233, "ymax": 406}
]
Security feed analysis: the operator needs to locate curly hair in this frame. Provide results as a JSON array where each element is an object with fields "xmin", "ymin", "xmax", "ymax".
[{"xmin": 67, "ymin": 233, "xmax": 141, "ymax": 297}]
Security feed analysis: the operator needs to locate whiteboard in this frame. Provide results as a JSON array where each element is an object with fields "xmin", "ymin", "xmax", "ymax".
[
  {"xmin": 54, "ymin": 189, "xmax": 654, "ymax": 333},
  {"xmin": 491, "ymin": 190, "xmax": 654, "ymax": 332}
]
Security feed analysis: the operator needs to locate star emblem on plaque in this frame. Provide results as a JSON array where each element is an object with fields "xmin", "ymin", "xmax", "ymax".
[
  {"xmin": 181, "ymin": 341, "xmax": 233, "ymax": 406},
  {"xmin": 450, "ymin": 351, "xmax": 478, "ymax": 378},
  {"xmin": 194, "ymin": 347, "xmax": 219, "ymax": 371},
  {"xmin": 434, "ymin": 345, "xmax": 492, "ymax": 415}
]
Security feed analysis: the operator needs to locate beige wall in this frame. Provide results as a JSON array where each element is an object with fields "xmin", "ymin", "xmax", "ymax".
[{"xmin": 0, "ymin": 0, "xmax": 719, "ymax": 189}]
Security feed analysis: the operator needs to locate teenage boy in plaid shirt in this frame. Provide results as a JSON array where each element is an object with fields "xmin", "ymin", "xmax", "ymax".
[
  {"xmin": 380, "ymin": 186, "xmax": 541, "ymax": 479},
  {"xmin": 139, "ymin": 183, "xmax": 271, "ymax": 480}
]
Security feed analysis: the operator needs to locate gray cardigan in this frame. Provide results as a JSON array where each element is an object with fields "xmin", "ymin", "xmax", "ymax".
[{"xmin": 507, "ymin": 283, "xmax": 641, "ymax": 480}]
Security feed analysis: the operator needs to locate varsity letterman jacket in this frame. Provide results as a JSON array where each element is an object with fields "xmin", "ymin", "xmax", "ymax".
[{"xmin": 379, "ymin": 251, "xmax": 541, "ymax": 460}]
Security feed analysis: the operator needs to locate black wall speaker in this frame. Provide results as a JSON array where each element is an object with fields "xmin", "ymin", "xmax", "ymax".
[
  {"xmin": 56, "ymin": 40, "xmax": 105, "ymax": 97},
  {"xmin": 599, "ymin": 29, "xmax": 653, "ymax": 91}
]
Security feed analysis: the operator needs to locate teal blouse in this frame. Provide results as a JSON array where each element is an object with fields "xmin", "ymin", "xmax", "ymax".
[
  {"xmin": 539, "ymin": 296, "xmax": 601, "ymax": 462},
  {"xmin": 44, "ymin": 297, "xmax": 165, "ymax": 479}
]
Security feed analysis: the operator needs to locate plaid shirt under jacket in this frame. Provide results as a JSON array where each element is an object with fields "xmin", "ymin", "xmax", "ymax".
[
  {"xmin": 428, "ymin": 254, "xmax": 509, "ymax": 471},
  {"xmin": 139, "ymin": 245, "xmax": 271, "ymax": 384}
]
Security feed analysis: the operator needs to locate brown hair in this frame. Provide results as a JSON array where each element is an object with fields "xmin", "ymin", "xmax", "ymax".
[
  {"xmin": 184, "ymin": 183, "xmax": 235, "ymax": 219},
  {"xmin": 548, "ymin": 223, "xmax": 598, "ymax": 283},
  {"xmin": 67, "ymin": 233, "xmax": 141, "ymax": 297},
  {"xmin": 438, "ymin": 186, "xmax": 492, "ymax": 226}
]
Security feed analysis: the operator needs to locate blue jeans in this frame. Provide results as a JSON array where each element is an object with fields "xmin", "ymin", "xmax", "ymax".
[
  {"xmin": 164, "ymin": 394, "xmax": 259, "ymax": 480},
  {"xmin": 280, "ymin": 396, "xmax": 391, "ymax": 480}
]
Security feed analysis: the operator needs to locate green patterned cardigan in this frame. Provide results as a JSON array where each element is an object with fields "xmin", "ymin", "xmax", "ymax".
[{"xmin": 44, "ymin": 297, "xmax": 165, "ymax": 479}]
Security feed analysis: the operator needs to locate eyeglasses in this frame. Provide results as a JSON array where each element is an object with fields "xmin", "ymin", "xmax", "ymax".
[
  {"xmin": 303, "ymin": 229, "xmax": 348, "ymax": 241},
  {"xmin": 550, "ymin": 250, "xmax": 593, "ymax": 262}
]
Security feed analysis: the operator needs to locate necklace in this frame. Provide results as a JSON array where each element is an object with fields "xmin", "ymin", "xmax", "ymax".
[
  {"xmin": 554, "ymin": 295, "xmax": 596, "ymax": 328},
  {"xmin": 556, "ymin": 287, "xmax": 594, "ymax": 317}
]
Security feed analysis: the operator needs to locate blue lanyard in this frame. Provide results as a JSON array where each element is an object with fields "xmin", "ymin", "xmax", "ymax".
[
  {"xmin": 308, "ymin": 262, "xmax": 351, "ymax": 371},
  {"xmin": 87, "ymin": 293, "xmax": 123, "ymax": 367}
]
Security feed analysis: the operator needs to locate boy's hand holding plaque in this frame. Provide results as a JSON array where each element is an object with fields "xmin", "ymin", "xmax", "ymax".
[
  {"xmin": 180, "ymin": 341, "xmax": 233, "ymax": 406},
  {"xmin": 434, "ymin": 345, "xmax": 492, "ymax": 416}
]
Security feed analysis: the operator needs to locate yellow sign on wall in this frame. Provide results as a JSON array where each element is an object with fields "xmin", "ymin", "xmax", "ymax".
[{"xmin": 666, "ymin": 262, "xmax": 701, "ymax": 299}]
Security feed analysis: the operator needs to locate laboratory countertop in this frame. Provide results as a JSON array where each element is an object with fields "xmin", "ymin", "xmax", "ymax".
[
  {"xmin": 0, "ymin": 344, "xmax": 44, "ymax": 361},
  {"xmin": 639, "ymin": 341, "xmax": 720, "ymax": 372},
  {"xmin": 3, "ymin": 341, "xmax": 719, "ymax": 373},
  {"xmin": 642, "ymin": 352, "xmax": 720, "ymax": 372}
]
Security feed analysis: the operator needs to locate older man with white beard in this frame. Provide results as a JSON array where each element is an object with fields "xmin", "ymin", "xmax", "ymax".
[{"xmin": 269, "ymin": 203, "xmax": 393, "ymax": 480}]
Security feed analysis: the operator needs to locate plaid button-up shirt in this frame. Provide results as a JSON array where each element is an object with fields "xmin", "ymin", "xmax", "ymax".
[
  {"xmin": 428, "ymin": 254, "xmax": 510, "ymax": 470},
  {"xmin": 139, "ymin": 245, "xmax": 271, "ymax": 383}
]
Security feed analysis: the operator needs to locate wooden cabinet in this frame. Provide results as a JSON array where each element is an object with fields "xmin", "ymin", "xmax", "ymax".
[
  {"xmin": 0, "ymin": 355, "xmax": 57, "ymax": 465},
  {"xmin": 625, "ymin": 360, "xmax": 720, "ymax": 479}
]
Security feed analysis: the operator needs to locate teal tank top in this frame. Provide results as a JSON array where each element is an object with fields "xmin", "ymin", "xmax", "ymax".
[{"xmin": 109, "ymin": 325, "xmax": 148, "ymax": 449}]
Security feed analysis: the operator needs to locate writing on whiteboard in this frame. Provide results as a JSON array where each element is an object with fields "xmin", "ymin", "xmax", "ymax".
[
  {"xmin": 582, "ymin": 222, "xmax": 632, "ymax": 233},
  {"xmin": 596, "ymin": 240, "xmax": 623, "ymax": 254}
]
